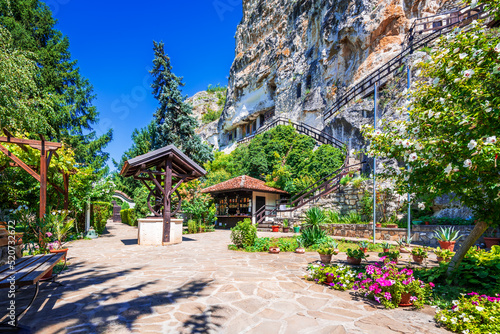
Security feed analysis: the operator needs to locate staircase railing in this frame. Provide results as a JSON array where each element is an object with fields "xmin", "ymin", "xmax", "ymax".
[
  {"xmin": 237, "ymin": 117, "xmax": 344, "ymax": 149},
  {"xmin": 323, "ymin": 4, "xmax": 487, "ymax": 123},
  {"xmin": 256, "ymin": 205, "xmax": 277, "ymax": 225}
]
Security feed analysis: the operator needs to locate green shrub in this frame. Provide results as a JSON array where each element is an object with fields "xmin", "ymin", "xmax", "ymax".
[
  {"xmin": 341, "ymin": 211, "xmax": 363, "ymax": 224},
  {"xmin": 121, "ymin": 202, "xmax": 130, "ymax": 210},
  {"xmin": 277, "ymin": 238, "xmax": 298, "ymax": 252},
  {"xmin": 119, "ymin": 209, "xmax": 137, "ymax": 227},
  {"xmin": 187, "ymin": 220, "xmax": 198, "ymax": 234},
  {"xmin": 207, "ymin": 83, "xmax": 227, "ymax": 93},
  {"xmin": 92, "ymin": 202, "xmax": 112, "ymax": 234},
  {"xmin": 340, "ymin": 176, "xmax": 352, "ymax": 186},
  {"xmin": 304, "ymin": 207, "xmax": 326, "ymax": 228},
  {"xmin": 201, "ymin": 107, "xmax": 222, "ymax": 124},
  {"xmin": 300, "ymin": 226, "xmax": 327, "ymax": 247},
  {"xmin": 325, "ymin": 210, "xmax": 341, "ymax": 224},
  {"xmin": 244, "ymin": 237, "xmax": 271, "ymax": 252},
  {"xmin": 230, "ymin": 219, "xmax": 257, "ymax": 248}
]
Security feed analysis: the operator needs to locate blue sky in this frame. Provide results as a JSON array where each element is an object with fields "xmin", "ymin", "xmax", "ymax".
[{"xmin": 51, "ymin": 0, "xmax": 243, "ymax": 171}]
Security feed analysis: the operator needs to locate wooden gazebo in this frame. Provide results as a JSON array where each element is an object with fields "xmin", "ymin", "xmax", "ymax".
[{"xmin": 120, "ymin": 145, "xmax": 206, "ymax": 244}]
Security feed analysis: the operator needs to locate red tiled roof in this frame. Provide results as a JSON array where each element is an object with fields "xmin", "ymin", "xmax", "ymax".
[{"xmin": 202, "ymin": 175, "xmax": 288, "ymax": 194}]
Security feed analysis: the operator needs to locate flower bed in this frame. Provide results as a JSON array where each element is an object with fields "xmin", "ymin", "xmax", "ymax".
[
  {"xmin": 307, "ymin": 263, "xmax": 360, "ymax": 291},
  {"xmin": 435, "ymin": 293, "xmax": 500, "ymax": 334}
]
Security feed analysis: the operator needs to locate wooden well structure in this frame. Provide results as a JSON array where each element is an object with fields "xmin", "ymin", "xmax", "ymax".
[{"xmin": 120, "ymin": 145, "xmax": 206, "ymax": 244}]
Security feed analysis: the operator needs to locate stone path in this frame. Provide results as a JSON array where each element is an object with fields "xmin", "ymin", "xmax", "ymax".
[{"xmin": 1, "ymin": 221, "xmax": 451, "ymax": 334}]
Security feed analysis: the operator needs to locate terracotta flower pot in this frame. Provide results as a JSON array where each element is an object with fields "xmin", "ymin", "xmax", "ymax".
[
  {"xmin": 50, "ymin": 248, "xmax": 69, "ymax": 261},
  {"xmin": 269, "ymin": 247, "xmax": 280, "ymax": 254},
  {"xmin": 346, "ymin": 256, "xmax": 362, "ymax": 265},
  {"xmin": 319, "ymin": 254, "xmax": 332, "ymax": 264},
  {"xmin": 359, "ymin": 247, "xmax": 368, "ymax": 253},
  {"xmin": 376, "ymin": 223, "xmax": 382, "ymax": 228},
  {"xmin": 283, "ymin": 227, "xmax": 290, "ymax": 233},
  {"xmin": 383, "ymin": 248, "xmax": 390, "ymax": 253},
  {"xmin": 412, "ymin": 255, "xmax": 424, "ymax": 264},
  {"xmin": 326, "ymin": 275, "xmax": 334, "ymax": 283},
  {"xmin": 271, "ymin": 226, "xmax": 280, "ymax": 232},
  {"xmin": 425, "ymin": 221, "xmax": 430, "ymax": 225},
  {"xmin": 438, "ymin": 241, "xmax": 455, "ymax": 251},
  {"xmin": 386, "ymin": 224, "xmax": 398, "ymax": 228},
  {"xmin": 484, "ymin": 237, "xmax": 500, "ymax": 249},
  {"xmin": 399, "ymin": 292, "xmax": 414, "ymax": 307},
  {"xmin": 295, "ymin": 247, "xmax": 305, "ymax": 254},
  {"xmin": 436, "ymin": 256, "xmax": 450, "ymax": 263}
]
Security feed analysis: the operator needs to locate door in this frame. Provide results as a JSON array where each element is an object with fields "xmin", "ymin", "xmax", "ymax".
[{"xmin": 256, "ymin": 196, "xmax": 266, "ymax": 215}]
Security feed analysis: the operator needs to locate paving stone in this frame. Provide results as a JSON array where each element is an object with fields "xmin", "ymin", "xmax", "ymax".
[{"xmin": 6, "ymin": 221, "xmax": 452, "ymax": 334}]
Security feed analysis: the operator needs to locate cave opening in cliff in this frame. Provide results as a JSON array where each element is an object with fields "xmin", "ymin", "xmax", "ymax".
[{"xmin": 297, "ymin": 83, "xmax": 302, "ymax": 98}]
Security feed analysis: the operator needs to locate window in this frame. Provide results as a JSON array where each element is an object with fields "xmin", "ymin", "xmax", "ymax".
[
  {"xmin": 306, "ymin": 75, "xmax": 312, "ymax": 90},
  {"xmin": 297, "ymin": 83, "xmax": 302, "ymax": 99}
]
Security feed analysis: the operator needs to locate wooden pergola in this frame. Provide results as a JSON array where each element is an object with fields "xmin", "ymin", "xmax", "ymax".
[
  {"xmin": 120, "ymin": 145, "xmax": 206, "ymax": 244},
  {"xmin": 0, "ymin": 130, "xmax": 69, "ymax": 219}
]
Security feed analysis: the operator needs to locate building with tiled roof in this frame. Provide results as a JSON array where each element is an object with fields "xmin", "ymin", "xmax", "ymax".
[{"xmin": 202, "ymin": 175, "xmax": 289, "ymax": 228}]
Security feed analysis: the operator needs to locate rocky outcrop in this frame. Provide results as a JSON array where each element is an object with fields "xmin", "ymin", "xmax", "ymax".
[
  {"xmin": 218, "ymin": 0, "xmax": 454, "ymax": 150},
  {"xmin": 188, "ymin": 90, "xmax": 224, "ymax": 149}
]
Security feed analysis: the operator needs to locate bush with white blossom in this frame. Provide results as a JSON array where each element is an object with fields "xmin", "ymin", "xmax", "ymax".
[{"xmin": 435, "ymin": 292, "xmax": 500, "ymax": 333}]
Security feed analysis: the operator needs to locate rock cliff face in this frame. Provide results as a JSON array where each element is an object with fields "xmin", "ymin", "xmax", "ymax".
[
  {"xmin": 187, "ymin": 91, "xmax": 224, "ymax": 149},
  {"xmin": 217, "ymin": 0, "xmax": 452, "ymax": 151}
]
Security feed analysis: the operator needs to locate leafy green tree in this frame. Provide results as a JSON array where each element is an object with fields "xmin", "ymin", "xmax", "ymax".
[
  {"xmin": 150, "ymin": 41, "xmax": 213, "ymax": 165},
  {"xmin": 0, "ymin": 0, "xmax": 112, "ymax": 170},
  {"xmin": 363, "ymin": 19, "xmax": 500, "ymax": 272},
  {"xmin": 0, "ymin": 26, "xmax": 55, "ymax": 133}
]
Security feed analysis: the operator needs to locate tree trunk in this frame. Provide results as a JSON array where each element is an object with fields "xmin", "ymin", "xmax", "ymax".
[{"xmin": 447, "ymin": 220, "xmax": 489, "ymax": 276}]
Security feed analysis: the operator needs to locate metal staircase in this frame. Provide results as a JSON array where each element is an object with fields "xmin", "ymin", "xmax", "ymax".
[
  {"xmin": 237, "ymin": 116, "xmax": 344, "ymax": 149},
  {"xmin": 323, "ymin": 5, "xmax": 487, "ymax": 123}
]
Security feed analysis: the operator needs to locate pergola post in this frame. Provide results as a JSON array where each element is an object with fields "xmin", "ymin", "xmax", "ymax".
[
  {"xmin": 163, "ymin": 156, "xmax": 172, "ymax": 244},
  {"xmin": 39, "ymin": 138, "xmax": 47, "ymax": 219},
  {"xmin": 63, "ymin": 172, "xmax": 69, "ymax": 211}
]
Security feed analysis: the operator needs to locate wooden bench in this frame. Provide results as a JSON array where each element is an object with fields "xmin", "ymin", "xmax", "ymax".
[{"xmin": 0, "ymin": 253, "xmax": 65, "ymax": 330}]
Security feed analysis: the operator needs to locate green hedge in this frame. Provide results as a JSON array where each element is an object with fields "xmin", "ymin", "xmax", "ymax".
[
  {"xmin": 120, "ymin": 208, "xmax": 138, "ymax": 226},
  {"xmin": 92, "ymin": 202, "xmax": 112, "ymax": 234}
]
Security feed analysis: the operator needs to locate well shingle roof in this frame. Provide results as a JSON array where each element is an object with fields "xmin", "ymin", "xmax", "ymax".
[{"xmin": 201, "ymin": 175, "xmax": 288, "ymax": 194}]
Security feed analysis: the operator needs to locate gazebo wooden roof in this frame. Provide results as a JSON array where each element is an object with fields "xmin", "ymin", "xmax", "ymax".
[
  {"xmin": 120, "ymin": 145, "xmax": 206, "ymax": 179},
  {"xmin": 120, "ymin": 145, "xmax": 206, "ymax": 244}
]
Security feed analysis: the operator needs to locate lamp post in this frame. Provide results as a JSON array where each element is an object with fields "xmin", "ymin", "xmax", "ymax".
[{"xmin": 372, "ymin": 82, "xmax": 378, "ymax": 244}]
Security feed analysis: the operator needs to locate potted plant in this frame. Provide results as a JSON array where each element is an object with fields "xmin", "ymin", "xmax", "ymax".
[
  {"xmin": 378, "ymin": 250, "xmax": 400, "ymax": 264},
  {"xmin": 434, "ymin": 247, "xmax": 454, "ymax": 263},
  {"xmin": 317, "ymin": 243, "xmax": 338, "ymax": 264},
  {"xmin": 282, "ymin": 219, "xmax": 290, "ymax": 233},
  {"xmin": 484, "ymin": 227, "xmax": 500, "ymax": 249},
  {"xmin": 295, "ymin": 237, "xmax": 305, "ymax": 254},
  {"xmin": 397, "ymin": 237, "xmax": 412, "ymax": 253},
  {"xmin": 411, "ymin": 246, "xmax": 428, "ymax": 264},
  {"xmin": 434, "ymin": 226, "xmax": 462, "ymax": 251},
  {"xmin": 269, "ymin": 240, "xmax": 280, "ymax": 254},
  {"xmin": 48, "ymin": 211, "xmax": 75, "ymax": 261},
  {"xmin": 346, "ymin": 248, "xmax": 368, "ymax": 265},
  {"xmin": 271, "ymin": 225, "xmax": 280, "ymax": 232},
  {"xmin": 331, "ymin": 240, "xmax": 339, "ymax": 254},
  {"xmin": 293, "ymin": 223, "xmax": 301, "ymax": 233},
  {"xmin": 358, "ymin": 240, "xmax": 370, "ymax": 253},
  {"xmin": 381, "ymin": 241, "xmax": 392, "ymax": 253}
]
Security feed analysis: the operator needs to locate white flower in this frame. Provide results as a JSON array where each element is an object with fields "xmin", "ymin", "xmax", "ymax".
[
  {"xmin": 433, "ymin": 77, "xmax": 440, "ymax": 85},
  {"xmin": 415, "ymin": 142, "xmax": 423, "ymax": 150},
  {"xmin": 476, "ymin": 306, "xmax": 484, "ymax": 312},
  {"xmin": 428, "ymin": 110, "xmax": 434, "ymax": 118},
  {"xmin": 444, "ymin": 163, "xmax": 452, "ymax": 174},
  {"xmin": 463, "ymin": 69, "xmax": 474, "ymax": 78},
  {"xmin": 418, "ymin": 202, "xmax": 425, "ymax": 210},
  {"xmin": 467, "ymin": 140, "xmax": 477, "ymax": 150},
  {"xmin": 451, "ymin": 318, "xmax": 457, "ymax": 324},
  {"xmin": 464, "ymin": 159, "xmax": 472, "ymax": 168},
  {"xmin": 374, "ymin": 130, "xmax": 382, "ymax": 136},
  {"xmin": 368, "ymin": 152, "xmax": 374, "ymax": 158},
  {"xmin": 495, "ymin": 43, "xmax": 500, "ymax": 53},
  {"xmin": 454, "ymin": 78, "xmax": 461, "ymax": 83},
  {"xmin": 453, "ymin": 48, "xmax": 460, "ymax": 53},
  {"xmin": 409, "ymin": 153, "xmax": 418, "ymax": 162},
  {"xmin": 394, "ymin": 139, "xmax": 402, "ymax": 146},
  {"xmin": 459, "ymin": 53, "xmax": 468, "ymax": 60},
  {"xmin": 439, "ymin": 98, "xmax": 445, "ymax": 104},
  {"xmin": 413, "ymin": 128, "xmax": 420, "ymax": 134},
  {"xmin": 486, "ymin": 107, "xmax": 492, "ymax": 113},
  {"xmin": 486, "ymin": 136, "xmax": 497, "ymax": 144},
  {"xmin": 403, "ymin": 140, "xmax": 411, "ymax": 148}
]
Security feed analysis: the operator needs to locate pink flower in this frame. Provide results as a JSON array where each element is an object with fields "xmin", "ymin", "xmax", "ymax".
[
  {"xmin": 374, "ymin": 296, "xmax": 381, "ymax": 303},
  {"xmin": 429, "ymin": 282, "xmax": 435, "ymax": 288},
  {"xmin": 410, "ymin": 296, "xmax": 418, "ymax": 302},
  {"xmin": 46, "ymin": 232, "xmax": 53, "ymax": 237},
  {"xmin": 384, "ymin": 292, "xmax": 392, "ymax": 300}
]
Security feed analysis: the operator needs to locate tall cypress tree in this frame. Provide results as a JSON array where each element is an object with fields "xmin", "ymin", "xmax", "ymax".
[
  {"xmin": 0, "ymin": 0, "xmax": 112, "ymax": 170},
  {"xmin": 150, "ymin": 41, "xmax": 213, "ymax": 165}
]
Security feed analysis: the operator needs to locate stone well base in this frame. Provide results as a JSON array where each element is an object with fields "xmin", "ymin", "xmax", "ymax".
[{"xmin": 138, "ymin": 218, "xmax": 183, "ymax": 246}]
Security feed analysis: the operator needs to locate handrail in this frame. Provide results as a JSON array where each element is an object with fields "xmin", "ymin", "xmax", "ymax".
[
  {"xmin": 237, "ymin": 116, "xmax": 344, "ymax": 148},
  {"xmin": 256, "ymin": 205, "xmax": 277, "ymax": 225},
  {"xmin": 324, "ymin": 4, "xmax": 486, "ymax": 123}
]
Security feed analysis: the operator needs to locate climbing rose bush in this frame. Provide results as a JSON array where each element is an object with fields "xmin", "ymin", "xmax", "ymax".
[
  {"xmin": 362, "ymin": 21, "xmax": 500, "ymax": 224},
  {"xmin": 435, "ymin": 292, "xmax": 500, "ymax": 333},
  {"xmin": 353, "ymin": 262, "xmax": 433, "ymax": 309}
]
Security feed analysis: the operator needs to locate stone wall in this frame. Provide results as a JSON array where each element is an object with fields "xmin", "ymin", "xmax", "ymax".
[{"xmin": 319, "ymin": 224, "xmax": 490, "ymax": 248}]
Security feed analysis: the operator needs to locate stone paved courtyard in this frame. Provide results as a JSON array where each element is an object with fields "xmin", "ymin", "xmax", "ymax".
[{"xmin": 3, "ymin": 221, "xmax": 451, "ymax": 334}]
